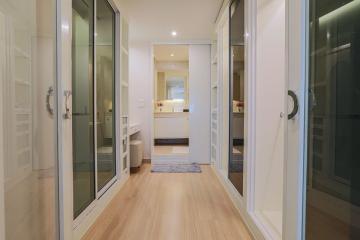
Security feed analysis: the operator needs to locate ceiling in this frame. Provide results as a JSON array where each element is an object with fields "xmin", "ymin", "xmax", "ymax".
[
  {"xmin": 116, "ymin": 0, "xmax": 223, "ymax": 42},
  {"xmin": 154, "ymin": 45, "xmax": 189, "ymax": 61}
]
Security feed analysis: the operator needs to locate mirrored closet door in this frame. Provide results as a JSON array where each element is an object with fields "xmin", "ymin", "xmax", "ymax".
[
  {"xmin": 305, "ymin": 1, "xmax": 360, "ymax": 239},
  {"xmin": 229, "ymin": 0, "xmax": 245, "ymax": 196},
  {"xmin": 72, "ymin": 0, "xmax": 117, "ymax": 219}
]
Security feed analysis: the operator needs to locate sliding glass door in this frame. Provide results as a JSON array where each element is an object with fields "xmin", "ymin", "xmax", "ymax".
[
  {"xmin": 0, "ymin": 0, "xmax": 58, "ymax": 239},
  {"xmin": 72, "ymin": 0, "xmax": 116, "ymax": 219},
  {"xmin": 72, "ymin": 0, "xmax": 96, "ymax": 219},
  {"xmin": 229, "ymin": 0, "xmax": 245, "ymax": 196},
  {"xmin": 305, "ymin": 1, "xmax": 360, "ymax": 239},
  {"xmin": 96, "ymin": 0, "xmax": 116, "ymax": 192}
]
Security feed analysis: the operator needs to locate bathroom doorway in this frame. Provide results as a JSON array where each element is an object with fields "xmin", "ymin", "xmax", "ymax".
[
  {"xmin": 151, "ymin": 44, "xmax": 211, "ymax": 164},
  {"xmin": 152, "ymin": 45, "xmax": 190, "ymax": 159}
]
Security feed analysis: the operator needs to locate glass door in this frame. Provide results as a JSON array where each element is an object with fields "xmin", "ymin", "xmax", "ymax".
[
  {"xmin": 72, "ymin": 0, "xmax": 96, "ymax": 219},
  {"xmin": 95, "ymin": 0, "xmax": 116, "ymax": 193},
  {"xmin": 72, "ymin": 0, "xmax": 117, "ymax": 219},
  {"xmin": 285, "ymin": 1, "xmax": 360, "ymax": 239},
  {"xmin": 0, "ymin": 0, "xmax": 59, "ymax": 239},
  {"xmin": 305, "ymin": 1, "xmax": 360, "ymax": 239}
]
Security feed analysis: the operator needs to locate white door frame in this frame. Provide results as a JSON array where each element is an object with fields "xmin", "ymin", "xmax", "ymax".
[
  {"xmin": 283, "ymin": 0, "xmax": 308, "ymax": 239},
  {"xmin": 57, "ymin": 0, "xmax": 73, "ymax": 239}
]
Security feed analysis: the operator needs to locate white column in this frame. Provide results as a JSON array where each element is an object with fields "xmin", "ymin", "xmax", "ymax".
[{"xmin": 189, "ymin": 44, "xmax": 211, "ymax": 164}]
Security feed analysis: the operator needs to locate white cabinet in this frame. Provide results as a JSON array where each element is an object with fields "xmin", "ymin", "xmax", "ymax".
[{"xmin": 154, "ymin": 113, "xmax": 189, "ymax": 139}]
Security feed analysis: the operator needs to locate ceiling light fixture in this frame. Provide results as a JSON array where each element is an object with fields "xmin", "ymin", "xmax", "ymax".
[
  {"xmin": 171, "ymin": 31, "xmax": 177, "ymax": 37},
  {"xmin": 170, "ymin": 53, "xmax": 174, "ymax": 57}
]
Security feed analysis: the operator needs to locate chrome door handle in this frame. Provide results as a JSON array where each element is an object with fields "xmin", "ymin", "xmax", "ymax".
[
  {"xmin": 288, "ymin": 90, "xmax": 299, "ymax": 120},
  {"xmin": 63, "ymin": 90, "xmax": 72, "ymax": 119},
  {"xmin": 46, "ymin": 86, "xmax": 54, "ymax": 116}
]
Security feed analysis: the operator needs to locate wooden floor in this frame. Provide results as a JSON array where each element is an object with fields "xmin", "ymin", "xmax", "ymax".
[{"xmin": 83, "ymin": 164, "xmax": 252, "ymax": 240}]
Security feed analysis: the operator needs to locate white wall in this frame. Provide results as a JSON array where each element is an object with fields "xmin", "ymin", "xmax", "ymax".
[{"xmin": 129, "ymin": 42, "xmax": 152, "ymax": 159}]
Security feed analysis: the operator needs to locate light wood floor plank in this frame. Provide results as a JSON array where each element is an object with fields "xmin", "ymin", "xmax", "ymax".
[{"xmin": 82, "ymin": 164, "xmax": 253, "ymax": 240}]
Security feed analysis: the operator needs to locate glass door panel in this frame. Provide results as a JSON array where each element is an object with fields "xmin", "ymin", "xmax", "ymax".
[
  {"xmin": 96, "ymin": 0, "xmax": 116, "ymax": 192},
  {"xmin": 229, "ymin": 0, "xmax": 245, "ymax": 195},
  {"xmin": 306, "ymin": 1, "xmax": 360, "ymax": 239},
  {"xmin": 0, "ymin": 0, "xmax": 58, "ymax": 239},
  {"xmin": 72, "ymin": 0, "xmax": 95, "ymax": 219}
]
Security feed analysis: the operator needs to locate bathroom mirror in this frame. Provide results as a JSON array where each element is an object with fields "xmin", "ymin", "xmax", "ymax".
[
  {"xmin": 156, "ymin": 72, "xmax": 188, "ymax": 101},
  {"xmin": 166, "ymin": 76, "xmax": 185, "ymax": 100},
  {"xmin": 154, "ymin": 45, "xmax": 189, "ymax": 113}
]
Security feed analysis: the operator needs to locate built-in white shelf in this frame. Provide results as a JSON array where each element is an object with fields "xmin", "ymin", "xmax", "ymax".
[
  {"xmin": 14, "ymin": 108, "xmax": 31, "ymax": 114},
  {"xmin": 211, "ymin": 55, "xmax": 217, "ymax": 65},
  {"xmin": 14, "ymin": 47, "xmax": 30, "ymax": 59},
  {"xmin": 121, "ymin": 46, "xmax": 129, "ymax": 55},
  {"xmin": 120, "ymin": 17, "xmax": 130, "ymax": 173},
  {"xmin": 15, "ymin": 79, "xmax": 31, "ymax": 86}
]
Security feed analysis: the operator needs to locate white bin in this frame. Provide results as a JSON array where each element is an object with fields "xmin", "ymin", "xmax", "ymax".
[{"xmin": 130, "ymin": 140, "xmax": 143, "ymax": 168}]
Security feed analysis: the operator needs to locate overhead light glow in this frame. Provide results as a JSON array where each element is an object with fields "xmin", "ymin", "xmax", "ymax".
[
  {"xmin": 170, "ymin": 53, "xmax": 174, "ymax": 57},
  {"xmin": 171, "ymin": 31, "xmax": 177, "ymax": 37}
]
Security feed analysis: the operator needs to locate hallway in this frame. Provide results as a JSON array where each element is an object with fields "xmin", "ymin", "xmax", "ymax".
[{"xmin": 83, "ymin": 164, "xmax": 252, "ymax": 240}]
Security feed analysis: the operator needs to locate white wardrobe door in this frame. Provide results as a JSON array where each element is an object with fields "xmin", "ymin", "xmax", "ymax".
[{"xmin": 189, "ymin": 45, "xmax": 211, "ymax": 164}]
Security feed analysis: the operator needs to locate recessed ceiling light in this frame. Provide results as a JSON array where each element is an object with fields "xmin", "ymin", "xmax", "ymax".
[
  {"xmin": 170, "ymin": 53, "xmax": 174, "ymax": 57},
  {"xmin": 171, "ymin": 31, "xmax": 177, "ymax": 37}
]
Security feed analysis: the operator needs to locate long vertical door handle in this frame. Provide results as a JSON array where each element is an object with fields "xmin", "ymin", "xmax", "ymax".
[{"xmin": 288, "ymin": 90, "xmax": 299, "ymax": 120}]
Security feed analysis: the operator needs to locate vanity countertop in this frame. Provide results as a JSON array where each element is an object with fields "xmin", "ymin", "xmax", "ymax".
[{"xmin": 154, "ymin": 112, "xmax": 189, "ymax": 118}]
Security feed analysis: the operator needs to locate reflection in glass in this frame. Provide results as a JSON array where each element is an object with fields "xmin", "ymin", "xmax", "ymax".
[
  {"xmin": 72, "ymin": 0, "xmax": 95, "ymax": 219},
  {"xmin": 1, "ymin": 0, "xmax": 58, "ymax": 239},
  {"xmin": 96, "ymin": 0, "xmax": 116, "ymax": 191},
  {"xmin": 306, "ymin": 1, "xmax": 360, "ymax": 239},
  {"xmin": 166, "ymin": 76, "xmax": 185, "ymax": 100},
  {"xmin": 229, "ymin": 0, "xmax": 245, "ymax": 195}
]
